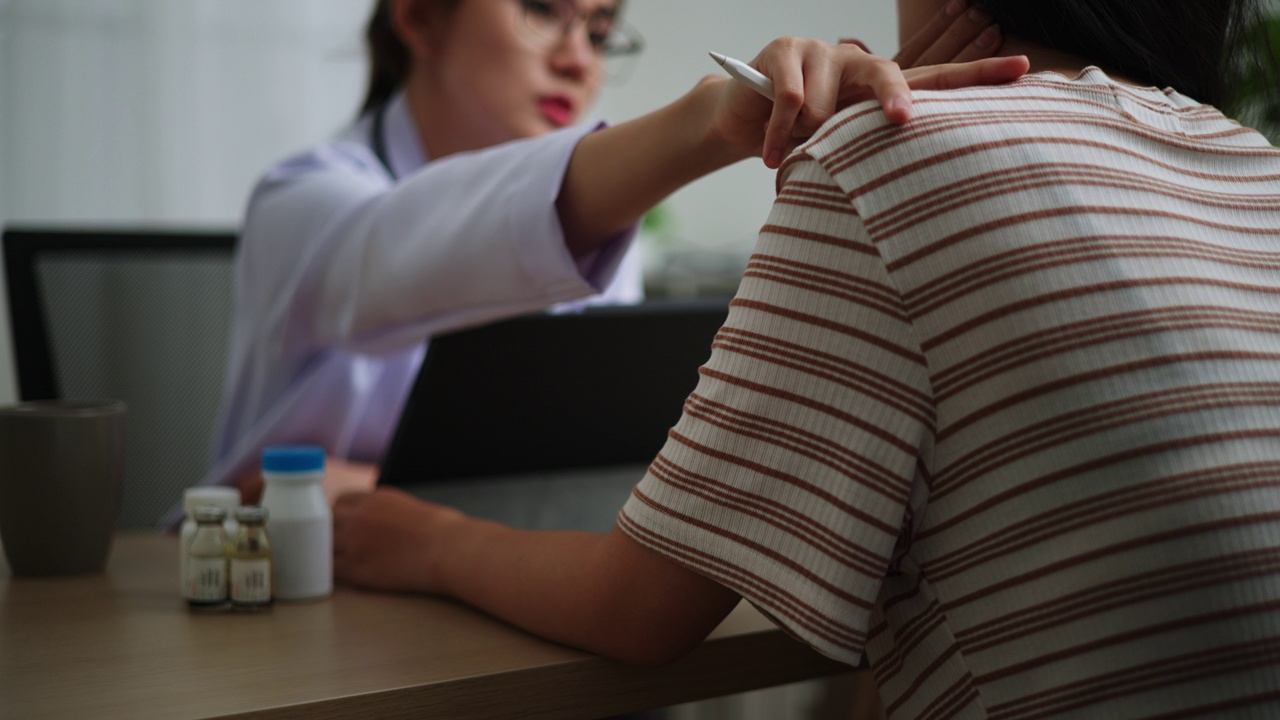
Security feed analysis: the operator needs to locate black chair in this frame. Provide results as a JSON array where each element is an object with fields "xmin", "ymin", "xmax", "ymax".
[
  {"xmin": 3, "ymin": 227, "xmax": 237, "ymax": 530},
  {"xmin": 379, "ymin": 298, "xmax": 731, "ymax": 486}
]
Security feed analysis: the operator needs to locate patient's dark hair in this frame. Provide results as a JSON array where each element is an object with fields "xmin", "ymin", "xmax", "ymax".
[{"xmin": 972, "ymin": 0, "xmax": 1279, "ymax": 111}]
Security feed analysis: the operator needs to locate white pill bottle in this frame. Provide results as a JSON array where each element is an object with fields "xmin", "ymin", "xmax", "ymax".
[{"xmin": 259, "ymin": 446, "xmax": 331, "ymax": 600}]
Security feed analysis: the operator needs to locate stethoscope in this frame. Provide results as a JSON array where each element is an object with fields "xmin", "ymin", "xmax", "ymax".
[{"xmin": 371, "ymin": 102, "xmax": 396, "ymax": 180}]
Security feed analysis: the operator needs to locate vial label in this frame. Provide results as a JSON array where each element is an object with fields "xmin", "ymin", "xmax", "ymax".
[
  {"xmin": 185, "ymin": 557, "xmax": 228, "ymax": 602},
  {"xmin": 231, "ymin": 558, "xmax": 272, "ymax": 604}
]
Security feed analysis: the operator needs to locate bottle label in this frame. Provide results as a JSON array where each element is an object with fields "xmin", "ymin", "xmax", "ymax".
[
  {"xmin": 185, "ymin": 556, "xmax": 227, "ymax": 602},
  {"xmin": 231, "ymin": 558, "xmax": 272, "ymax": 604}
]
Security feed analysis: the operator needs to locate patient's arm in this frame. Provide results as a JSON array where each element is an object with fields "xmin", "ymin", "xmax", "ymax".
[{"xmin": 332, "ymin": 487, "xmax": 740, "ymax": 666}]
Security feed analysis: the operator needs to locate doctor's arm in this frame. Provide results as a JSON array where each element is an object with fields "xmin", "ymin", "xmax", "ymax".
[{"xmin": 554, "ymin": 37, "xmax": 1025, "ymax": 258}]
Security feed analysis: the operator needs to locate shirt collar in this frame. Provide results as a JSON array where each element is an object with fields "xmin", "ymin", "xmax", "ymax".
[{"xmin": 379, "ymin": 90, "xmax": 428, "ymax": 179}]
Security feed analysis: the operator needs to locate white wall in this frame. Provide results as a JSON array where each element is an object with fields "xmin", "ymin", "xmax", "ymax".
[
  {"xmin": 0, "ymin": 0, "xmax": 899, "ymax": 404},
  {"xmin": 592, "ymin": 0, "xmax": 898, "ymax": 250}
]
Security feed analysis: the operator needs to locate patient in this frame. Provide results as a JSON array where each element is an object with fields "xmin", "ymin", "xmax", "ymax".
[{"xmin": 332, "ymin": 0, "xmax": 1280, "ymax": 717}]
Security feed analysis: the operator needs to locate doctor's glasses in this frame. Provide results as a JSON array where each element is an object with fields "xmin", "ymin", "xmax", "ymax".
[{"xmin": 517, "ymin": 0, "xmax": 644, "ymax": 79}]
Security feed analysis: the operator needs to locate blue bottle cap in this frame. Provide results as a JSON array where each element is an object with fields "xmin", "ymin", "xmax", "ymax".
[{"xmin": 261, "ymin": 445, "xmax": 325, "ymax": 473}]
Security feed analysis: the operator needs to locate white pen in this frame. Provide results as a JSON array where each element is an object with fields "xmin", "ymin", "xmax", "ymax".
[{"xmin": 708, "ymin": 51, "xmax": 775, "ymax": 101}]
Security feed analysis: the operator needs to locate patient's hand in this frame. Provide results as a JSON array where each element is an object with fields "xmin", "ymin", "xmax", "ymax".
[
  {"xmin": 322, "ymin": 456, "xmax": 379, "ymax": 504},
  {"xmin": 234, "ymin": 466, "xmax": 266, "ymax": 505},
  {"xmin": 332, "ymin": 487, "xmax": 465, "ymax": 594},
  {"xmin": 893, "ymin": 0, "xmax": 1002, "ymax": 67},
  {"xmin": 837, "ymin": 0, "xmax": 1002, "ymax": 70}
]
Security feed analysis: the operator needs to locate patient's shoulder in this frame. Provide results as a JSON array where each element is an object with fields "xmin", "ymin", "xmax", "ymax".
[
  {"xmin": 783, "ymin": 75, "xmax": 1148, "ymax": 221},
  {"xmin": 801, "ymin": 78, "xmax": 1089, "ymax": 168}
]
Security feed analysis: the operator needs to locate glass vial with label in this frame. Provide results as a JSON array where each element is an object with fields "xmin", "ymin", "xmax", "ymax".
[
  {"xmin": 230, "ymin": 506, "xmax": 273, "ymax": 610},
  {"xmin": 178, "ymin": 486, "xmax": 240, "ymax": 597},
  {"xmin": 184, "ymin": 505, "xmax": 229, "ymax": 610}
]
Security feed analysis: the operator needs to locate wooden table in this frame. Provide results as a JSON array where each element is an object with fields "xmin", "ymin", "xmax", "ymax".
[{"xmin": 1, "ymin": 533, "xmax": 851, "ymax": 719}]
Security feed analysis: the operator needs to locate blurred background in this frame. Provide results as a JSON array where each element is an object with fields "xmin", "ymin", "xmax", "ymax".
[
  {"xmin": 0, "ymin": 0, "xmax": 899, "ymax": 405},
  {"xmin": 3, "ymin": 0, "xmax": 1279, "ymax": 407}
]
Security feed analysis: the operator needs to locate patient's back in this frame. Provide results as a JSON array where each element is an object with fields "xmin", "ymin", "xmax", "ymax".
[{"xmin": 783, "ymin": 68, "xmax": 1280, "ymax": 717}]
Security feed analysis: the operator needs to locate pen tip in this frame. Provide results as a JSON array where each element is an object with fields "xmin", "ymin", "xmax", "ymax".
[{"xmin": 709, "ymin": 51, "xmax": 726, "ymax": 64}]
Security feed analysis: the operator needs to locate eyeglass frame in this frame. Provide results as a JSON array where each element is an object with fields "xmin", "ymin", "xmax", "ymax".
[{"xmin": 516, "ymin": 0, "xmax": 644, "ymax": 59}]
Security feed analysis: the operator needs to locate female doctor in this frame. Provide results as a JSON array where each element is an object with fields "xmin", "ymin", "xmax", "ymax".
[{"xmin": 207, "ymin": 0, "xmax": 1025, "ymax": 502}]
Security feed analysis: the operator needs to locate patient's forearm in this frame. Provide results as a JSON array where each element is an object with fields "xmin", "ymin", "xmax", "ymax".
[{"xmin": 433, "ymin": 520, "xmax": 739, "ymax": 666}]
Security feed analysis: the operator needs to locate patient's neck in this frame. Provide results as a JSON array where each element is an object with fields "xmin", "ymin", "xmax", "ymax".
[{"xmin": 997, "ymin": 37, "xmax": 1143, "ymax": 88}]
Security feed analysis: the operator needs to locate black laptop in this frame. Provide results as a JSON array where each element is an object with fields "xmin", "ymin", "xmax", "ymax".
[{"xmin": 378, "ymin": 298, "xmax": 731, "ymax": 486}]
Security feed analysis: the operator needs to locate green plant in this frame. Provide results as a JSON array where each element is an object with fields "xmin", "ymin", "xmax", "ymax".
[{"xmin": 1227, "ymin": 12, "xmax": 1280, "ymax": 143}]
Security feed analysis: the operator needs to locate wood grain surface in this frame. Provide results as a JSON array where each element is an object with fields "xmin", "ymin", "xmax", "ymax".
[{"xmin": 1, "ymin": 533, "xmax": 851, "ymax": 719}]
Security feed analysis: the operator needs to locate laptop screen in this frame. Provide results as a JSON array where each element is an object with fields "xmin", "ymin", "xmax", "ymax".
[{"xmin": 378, "ymin": 298, "xmax": 731, "ymax": 486}]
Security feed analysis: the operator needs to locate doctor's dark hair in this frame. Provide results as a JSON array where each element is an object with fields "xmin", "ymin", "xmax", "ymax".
[
  {"xmin": 970, "ymin": 0, "xmax": 1279, "ymax": 110},
  {"xmin": 360, "ymin": 0, "xmax": 463, "ymax": 115},
  {"xmin": 360, "ymin": 0, "xmax": 406, "ymax": 115}
]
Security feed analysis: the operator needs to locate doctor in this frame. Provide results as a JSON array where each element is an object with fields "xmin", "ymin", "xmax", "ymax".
[{"xmin": 205, "ymin": 0, "xmax": 1025, "ymax": 502}]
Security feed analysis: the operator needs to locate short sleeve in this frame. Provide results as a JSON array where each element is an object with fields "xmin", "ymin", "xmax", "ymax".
[{"xmin": 619, "ymin": 152, "xmax": 935, "ymax": 666}]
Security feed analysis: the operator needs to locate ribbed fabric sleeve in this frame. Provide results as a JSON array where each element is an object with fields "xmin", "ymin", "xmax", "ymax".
[{"xmin": 621, "ymin": 69, "xmax": 1280, "ymax": 720}]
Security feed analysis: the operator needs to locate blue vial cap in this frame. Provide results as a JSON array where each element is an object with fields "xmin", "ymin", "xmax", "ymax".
[{"xmin": 261, "ymin": 445, "xmax": 325, "ymax": 473}]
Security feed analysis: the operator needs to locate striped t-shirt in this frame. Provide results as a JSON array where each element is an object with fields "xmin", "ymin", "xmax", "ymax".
[{"xmin": 619, "ymin": 68, "xmax": 1280, "ymax": 719}]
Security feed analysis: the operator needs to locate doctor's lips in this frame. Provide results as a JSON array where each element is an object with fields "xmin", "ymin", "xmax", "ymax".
[{"xmin": 537, "ymin": 96, "xmax": 576, "ymax": 127}]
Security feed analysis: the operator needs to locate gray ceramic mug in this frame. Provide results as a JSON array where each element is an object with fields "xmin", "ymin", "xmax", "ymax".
[{"xmin": 0, "ymin": 399, "xmax": 126, "ymax": 576}]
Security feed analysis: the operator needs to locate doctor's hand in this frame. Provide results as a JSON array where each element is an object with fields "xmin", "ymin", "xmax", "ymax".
[
  {"xmin": 715, "ymin": 38, "xmax": 1027, "ymax": 169},
  {"xmin": 332, "ymin": 487, "xmax": 464, "ymax": 594}
]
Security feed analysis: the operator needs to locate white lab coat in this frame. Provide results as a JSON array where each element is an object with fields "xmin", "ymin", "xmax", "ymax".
[{"xmin": 200, "ymin": 91, "xmax": 643, "ymax": 491}]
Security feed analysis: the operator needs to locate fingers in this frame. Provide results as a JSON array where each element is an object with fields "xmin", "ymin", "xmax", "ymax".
[
  {"xmin": 331, "ymin": 491, "xmax": 376, "ymax": 568},
  {"xmin": 744, "ymin": 35, "xmax": 1012, "ymax": 169},
  {"xmin": 753, "ymin": 40, "xmax": 915, "ymax": 167},
  {"xmin": 836, "ymin": 38, "xmax": 871, "ymax": 54},
  {"xmin": 323, "ymin": 460, "xmax": 378, "ymax": 504},
  {"xmin": 894, "ymin": 0, "xmax": 1000, "ymax": 69},
  {"xmin": 330, "ymin": 486, "xmax": 371, "ymax": 504},
  {"xmin": 759, "ymin": 42, "xmax": 807, "ymax": 168},
  {"xmin": 913, "ymin": 6, "xmax": 995, "ymax": 67},
  {"xmin": 764, "ymin": 44, "xmax": 849, "ymax": 167},
  {"xmin": 893, "ymin": 0, "xmax": 967, "ymax": 66},
  {"xmin": 901, "ymin": 55, "xmax": 1029, "ymax": 92},
  {"xmin": 949, "ymin": 26, "xmax": 1003, "ymax": 64},
  {"xmin": 234, "ymin": 467, "xmax": 264, "ymax": 505},
  {"xmin": 841, "ymin": 49, "xmax": 912, "ymax": 125}
]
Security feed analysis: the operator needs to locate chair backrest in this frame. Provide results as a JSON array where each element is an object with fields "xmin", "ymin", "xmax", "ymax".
[
  {"xmin": 3, "ymin": 228, "xmax": 237, "ymax": 530},
  {"xmin": 378, "ymin": 298, "xmax": 731, "ymax": 487}
]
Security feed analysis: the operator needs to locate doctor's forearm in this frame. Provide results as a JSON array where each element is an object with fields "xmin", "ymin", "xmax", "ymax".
[{"xmin": 556, "ymin": 77, "xmax": 748, "ymax": 259}]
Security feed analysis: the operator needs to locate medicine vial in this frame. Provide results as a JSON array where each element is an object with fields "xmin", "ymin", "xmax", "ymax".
[
  {"xmin": 184, "ymin": 505, "xmax": 230, "ymax": 610},
  {"xmin": 230, "ymin": 505, "xmax": 273, "ymax": 610},
  {"xmin": 178, "ymin": 486, "xmax": 240, "ymax": 596},
  {"xmin": 259, "ymin": 446, "xmax": 332, "ymax": 601}
]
